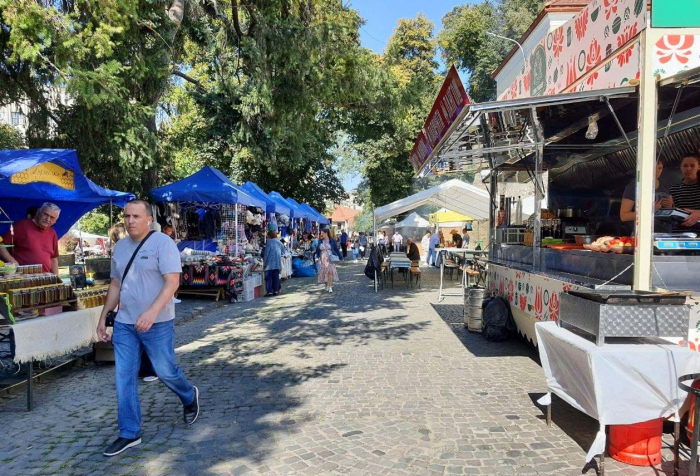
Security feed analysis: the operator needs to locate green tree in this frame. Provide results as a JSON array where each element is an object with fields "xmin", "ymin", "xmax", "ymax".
[
  {"xmin": 78, "ymin": 209, "xmax": 110, "ymax": 236},
  {"xmin": 0, "ymin": 124, "xmax": 23, "ymax": 149},
  {"xmin": 438, "ymin": 0, "xmax": 545, "ymax": 102},
  {"xmin": 343, "ymin": 15, "xmax": 441, "ymax": 211}
]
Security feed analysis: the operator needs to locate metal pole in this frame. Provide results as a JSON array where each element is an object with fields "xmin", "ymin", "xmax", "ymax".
[
  {"xmin": 109, "ymin": 198, "xmax": 113, "ymax": 258},
  {"xmin": 235, "ymin": 204, "xmax": 238, "ymax": 256},
  {"xmin": 531, "ymin": 107, "xmax": 544, "ymax": 271},
  {"xmin": 27, "ymin": 360, "xmax": 33, "ymax": 411},
  {"xmin": 633, "ymin": 29, "xmax": 657, "ymax": 291}
]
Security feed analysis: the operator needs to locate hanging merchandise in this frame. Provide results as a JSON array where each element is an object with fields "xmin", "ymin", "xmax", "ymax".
[{"xmin": 268, "ymin": 213, "xmax": 278, "ymax": 233}]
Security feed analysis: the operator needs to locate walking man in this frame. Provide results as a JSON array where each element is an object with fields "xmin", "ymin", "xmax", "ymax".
[
  {"xmin": 340, "ymin": 229, "xmax": 348, "ymax": 259},
  {"xmin": 98, "ymin": 200, "xmax": 199, "ymax": 457}
]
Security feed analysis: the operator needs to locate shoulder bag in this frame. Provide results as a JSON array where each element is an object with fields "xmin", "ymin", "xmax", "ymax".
[{"xmin": 105, "ymin": 231, "xmax": 155, "ymax": 326}]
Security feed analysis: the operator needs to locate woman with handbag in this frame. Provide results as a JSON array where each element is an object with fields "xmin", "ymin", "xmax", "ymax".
[{"xmin": 316, "ymin": 229, "xmax": 342, "ymax": 293}]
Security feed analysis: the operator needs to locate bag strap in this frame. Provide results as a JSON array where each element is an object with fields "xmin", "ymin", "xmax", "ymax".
[{"xmin": 121, "ymin": 230, "xmax": 155, "ymax": 284}]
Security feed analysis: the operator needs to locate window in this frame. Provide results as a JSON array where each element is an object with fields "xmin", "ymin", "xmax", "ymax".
[{"xmin": 11, "ymin": 111, "xmax": 24, "ymax": 126}]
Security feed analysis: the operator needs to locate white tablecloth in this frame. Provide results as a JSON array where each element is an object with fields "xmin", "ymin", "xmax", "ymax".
[
  {"xmin": 8, "ymin": 306, "xmax": 103, "ymax": 364},
  {"xmin": 536, "ymin": 321, "xmax": 700, "ymax": 463}
]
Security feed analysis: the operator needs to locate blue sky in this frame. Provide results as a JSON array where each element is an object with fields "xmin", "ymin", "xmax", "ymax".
[{"xmin": 341, "ymin": 0, "xmax": 468, "ymax": 191}]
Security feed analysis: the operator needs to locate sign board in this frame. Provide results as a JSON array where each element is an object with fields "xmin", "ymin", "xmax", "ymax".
[
  {"xmin": 10, "ymin": 162, "xmax": 75, "ymax": 190},
  {"xmin": 500, "ymin": 0, "xmax": 647, "ymax": 100},
  {"xmin": 69, "ymin": 264, "xmax": 87, "ymax": 289},
  {"xmin": 410, "ymin": 65, "xmax": 470, "ymax": 173},
  {"xmin": 652, "ymin": 0, "xmax": 700, "ymax": 28}
]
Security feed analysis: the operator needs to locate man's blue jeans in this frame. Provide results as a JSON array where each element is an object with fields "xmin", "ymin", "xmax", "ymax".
[
  {"xmin": 113, "ymin": 320, "xmax": 195, "ymax": 439},
  {"xmin": 427, "ymin": 248, "xmax": 437, "ymax": 266}
]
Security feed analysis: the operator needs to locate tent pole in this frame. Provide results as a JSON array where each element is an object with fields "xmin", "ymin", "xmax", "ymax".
[
  {"xmin": 109, "ymin": 198, "xmax": 113, "ymax": 258},
  {"xmin": 235, "ymin": 203, "xmax": 238, "ymax": 256}
]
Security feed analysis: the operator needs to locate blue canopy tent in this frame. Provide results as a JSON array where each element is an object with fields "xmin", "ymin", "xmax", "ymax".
[
  {"xmin": 241, "ymin": 181, "xmax": 291, "ymax": 216},
  {"xmin": 269, "ymin": 192, "xmax": 307, "ymax": 220},
  {"xmin": 285, "ymin": 198, "xmax": 314, "ymax": 222},
  {"xmin": 0, "ymin": 149, "xmax": 135, "ymax": 237},
  {"xmin": 150, "ymin": 166, "xmax": 265, "ymax": 209},
  {"xmin": 299, "ymin": 203, "xmax": 329, "ymax": 225}
]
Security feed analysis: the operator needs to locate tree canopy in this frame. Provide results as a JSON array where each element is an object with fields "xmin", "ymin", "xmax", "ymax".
[{"xmin": 1, "ymin": 0, "xmax": 547, "ymax": 218}]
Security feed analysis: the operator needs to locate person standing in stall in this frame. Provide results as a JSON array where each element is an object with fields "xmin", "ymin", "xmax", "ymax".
[
  {"xmin": 670, "ymin": 154, "xmax": 700, "ymax": 228},
  {"xmin": 316, "ymin": 229, "xmax": 342, "ymax": 293},
  {"xmin": 392, "ymin": 231, "xmax": 403, "ymax": 252},
  {"xmin": 0, "ymin": 202, "xmax": 60, "ymax": 274},
  {"xmin": 263, "ymin": 231, "xmax": 286, "ymax": 297},
  {"xmin": 620, "ymin": 160, "xmax": 674, "ymax": 233}
]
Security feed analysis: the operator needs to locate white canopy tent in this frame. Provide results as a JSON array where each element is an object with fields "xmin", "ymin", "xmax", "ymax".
[
  {"xmin": 394, "ymin": 212, "xmax": 430, "ymax": 228},
  {"xmin": 374, "ymin": 179, "xmax": 490, "ymax": 223}
]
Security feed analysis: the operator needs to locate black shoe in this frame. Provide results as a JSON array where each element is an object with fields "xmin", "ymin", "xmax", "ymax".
[
  {"xmin": 103, "ymin": 436, "xmax": 141, "ymax": 457},
  {"xmin": 183, "ymin": 386, "xmax": 200, "ymax": 425}
]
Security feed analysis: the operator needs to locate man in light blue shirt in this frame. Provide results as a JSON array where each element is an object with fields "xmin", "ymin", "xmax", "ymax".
[
  {"xmin": 428, "ymin": 231, "xmax": 440, "ymax": 267},
  {"xmin": 98, "ymin": 200, "xmax": 199, "ymax": 457}
]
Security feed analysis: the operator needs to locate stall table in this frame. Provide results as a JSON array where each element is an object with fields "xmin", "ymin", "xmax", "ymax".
[
  {"xmin": 535, "ymin": 321, "xmax": 700, "ymax": 473},
  {"xmin": 388, "ymin": 253, "xmax": 411, "ymax": 288},
  {"xmin": 0, "ymin": 306, "xmax": 102, "ymax": 410},
  {"xmin": 436, "ymin": 249, "xmax": 488, "ymax": 301}
]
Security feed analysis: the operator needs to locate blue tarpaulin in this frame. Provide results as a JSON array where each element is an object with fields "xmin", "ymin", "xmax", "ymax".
[
  {"xmin": 150, "ymin": 166, "xmax": 266, "ymax": 209},
  {"xmin": 284, "ymin": 197, "xmax": 314, "ymax": 220},
  {"xmin": 0, "ymin": 149, "xmax": 135, "ymax": 237},
  {"xmin": 298, "ymin": 202, "xmax": 330, "ymax": 225},
  {"xmin": 269, "ymin": 192, "xmax": 306, "ymax": 220},
  {"xmin": 241, "ymin": 181, "xmax": 291, "ymax": 216}
]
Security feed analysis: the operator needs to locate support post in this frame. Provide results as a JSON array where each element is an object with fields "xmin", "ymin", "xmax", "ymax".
[
  {"xmin": 27, "ymin": 359, "xmax": 33, "ymax": 411},
  {"xmin": 634, "ymin": 29, "xmax": 657, "ymax": 291},
  {"xmin": 235, "ymin": 203, "xmax": 238, "ymax": 256},
  {"xmin": 531, "ymin": 108, "xmax": 544, "ymax": 271}
]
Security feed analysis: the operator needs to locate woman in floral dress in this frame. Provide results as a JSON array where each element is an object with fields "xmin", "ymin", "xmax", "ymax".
[{"xmin": 316, "ymin": 229, "xmax": 342, "ymax": 293}]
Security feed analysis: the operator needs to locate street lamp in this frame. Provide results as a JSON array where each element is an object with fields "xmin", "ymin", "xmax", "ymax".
[{"xmin": 486, "ymin": 31, "xmax": 528, "ymax": 69}]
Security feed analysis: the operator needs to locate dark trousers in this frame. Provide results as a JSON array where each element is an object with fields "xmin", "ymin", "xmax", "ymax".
[
  {"xmin": 265, "ymin": 269, "xmax": 281, "ymax": 294},
  {"xmin": 138, "ymin": 351, "xmax": 156, "ymax": 378},
  {"xmin": 360, "ymin": 246, "xmax": 366, "ymax": 259},
  {"xmin": 341, "ymin": 243, "xmax": 347, "ymax": 258}
]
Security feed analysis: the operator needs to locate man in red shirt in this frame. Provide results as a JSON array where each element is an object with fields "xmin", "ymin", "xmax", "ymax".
[{"xmin": 0, "ymin": 203, "xmax": 60, "ymax": 274}]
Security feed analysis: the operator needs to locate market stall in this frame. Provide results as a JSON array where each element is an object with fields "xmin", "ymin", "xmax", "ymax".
[
  {"xmin": 150, "ymin": 167, "xmax": 268, "ymax": 302},
  {"xmin": 411, "ymin": 0, "xmax": 700, "ymax": 470},
  {"xmin": 0, "ymin": 149, "xmax": 134, "ymax": 410}
]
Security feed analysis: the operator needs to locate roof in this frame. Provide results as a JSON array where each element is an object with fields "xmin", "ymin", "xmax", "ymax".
[
  {"xmin": 241, "ymin": 181, "xmax": 288, "ymax": 215},
  {"xmin": 395, "ymin": 212, "xmax": 430, "ymax": 228},
  {"xmin": 150, "ymin": 166, "xmax": 266, "ymax": 208},
  {"xmin": 0, "ymin": 149, "xmax": 135, "ymax": 237},
  {"xmin": 329, "ymin": 205, "xmax": 360, "ymax": 223},
  {"xmin": 491, "ymin": 0, "xmax": 590, "ymax": 80},
  {"xmin": 374, "ymin": 179, "xmax": 490, "ymax": 223}
]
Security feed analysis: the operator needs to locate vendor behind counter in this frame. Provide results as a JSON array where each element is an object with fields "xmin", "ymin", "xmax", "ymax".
[
  {"xmin": 0, "ymin": 202, "xmax": 60, "ymax": 274},
  {"xmin": 669, "ymin": 154, "xmax": 700, "ymax": 230},
  {"xmin": 619, "ymin": 160, "xmax": 674, "ymax": 234}
]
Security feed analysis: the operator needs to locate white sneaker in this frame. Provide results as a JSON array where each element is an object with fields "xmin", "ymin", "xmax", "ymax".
[
  {"xmin": 173, "ymin": 298, "xmax": 181, "ymax": 304},
  {"xmin": 353, "ymin": 259, "xmax": 358, "ymax": 263},
  {"xmin": 328, "ymin": 287, "xmax": 333, "ymax": 293},
  {"xmin": 143, "ymin": 376, "xmax": 159, "ymax": 383}
]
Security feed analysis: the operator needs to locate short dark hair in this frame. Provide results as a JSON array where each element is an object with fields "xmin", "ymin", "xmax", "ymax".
[
  {"xmin": 267, "ymin": 231, "xmax": 278, "ymax": 239},
  {"xmin": 26, "ymin": 206, "xmax": 38, "ymax": 219},
  {"xmin": 683, "ymin": 154, "xmax": 700, "ymax": 164},
  {"xmin": 126, "ymin": 199, "xmax": 153, "ymax": 217},
  {"xmin": 462, "ymin": 228, "xmax": 468, "ymax": 233}
]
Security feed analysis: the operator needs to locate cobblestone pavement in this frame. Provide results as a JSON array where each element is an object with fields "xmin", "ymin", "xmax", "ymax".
[{"xmin": 0, "ymin": 260, "xmax": 691, "ymax": 475}]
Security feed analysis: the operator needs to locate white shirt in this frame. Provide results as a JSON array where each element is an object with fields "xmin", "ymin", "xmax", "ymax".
[{"xmin": 392, "ymin": 234, "xmax": 403, "ymax": 244}]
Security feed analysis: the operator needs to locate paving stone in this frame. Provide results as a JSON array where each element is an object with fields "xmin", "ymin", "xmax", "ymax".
[{"xmin": 0, "ymin": 263, "xmax": 675, "ymax": 476}]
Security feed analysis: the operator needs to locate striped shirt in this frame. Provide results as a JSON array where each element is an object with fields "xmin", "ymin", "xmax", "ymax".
[{"xmin": 670, "ymin": 182, "xmax": 700, "ymax": 210}]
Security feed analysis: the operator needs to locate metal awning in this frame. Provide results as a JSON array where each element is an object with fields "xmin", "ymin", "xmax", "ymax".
[
  {"xmin": 658, "ymin": 66, "xmax": 700, "ymax": 88},
  {"xmin": 420, "ymin": 87, "xmax": 637, "ymax": 178}
]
